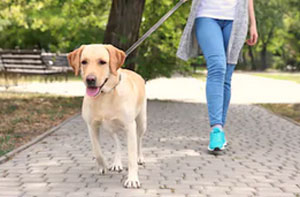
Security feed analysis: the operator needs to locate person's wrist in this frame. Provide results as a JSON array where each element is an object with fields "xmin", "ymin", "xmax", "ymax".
[
  {"xmin": 249, "ymin": 18, "xmax": 256, "ymax": 27},
  {"xmin": 250, "ymin": 22, "xmax": 256, "ymax": 29}
]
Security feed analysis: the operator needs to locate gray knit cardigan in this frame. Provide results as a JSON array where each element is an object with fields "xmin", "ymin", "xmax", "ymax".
[{"xmin": 176, "ymin": 0, "xmax": 249, "ymax": 64}]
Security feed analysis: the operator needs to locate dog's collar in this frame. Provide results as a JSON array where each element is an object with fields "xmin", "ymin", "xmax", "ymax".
[
  {"xmin": 99, "ymin": 78, "xmax": 109, "ymax": 90},
  {"xmin": 115, "ymin": 73, "xmax": 122, "ymax": 88},
  {"xmin": 100, "ymin": 73, "xmax": 122, "ymax": 93}
]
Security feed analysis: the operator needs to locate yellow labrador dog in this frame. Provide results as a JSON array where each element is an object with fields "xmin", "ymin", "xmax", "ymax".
[{"xmin": 67, "ymin": 44, "xmax": 146, "ymax": 188}]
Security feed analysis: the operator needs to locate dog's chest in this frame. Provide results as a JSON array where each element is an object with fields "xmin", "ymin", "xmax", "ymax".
[{"xmin": 82, "ymin": 97, "xmax": 127, "ymax": 130}]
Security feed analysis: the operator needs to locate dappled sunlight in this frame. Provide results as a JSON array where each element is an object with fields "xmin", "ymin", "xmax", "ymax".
[
  {"xmin": 1, "ymin": 73, "xmax": 300, "ymax": 104},
  {"xmin": 146, "ymin": 76, "xmax": 206, "ymax": 103},
  {"xmin": 0, "ymin": 81, "xmax": 85, "ymax": 96}
]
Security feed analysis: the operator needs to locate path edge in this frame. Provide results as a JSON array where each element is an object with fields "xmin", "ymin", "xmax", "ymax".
[
  {"xmin": 255, "ymin": 104, "xmax": 300, "ymax": 127},
  {"xmin": 0, "ymin": 113, "xmax": 80, "ymax": 164}
]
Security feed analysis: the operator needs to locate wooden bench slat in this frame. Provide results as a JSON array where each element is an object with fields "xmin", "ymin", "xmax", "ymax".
[
  {"xmin": 5, "ymin": 68, "xmax": 65, "ymax": 75},
  {"xmin": 1, "ymin": 54, "xmax": 41, "ymax": 59},
  {"xmin": 0, "ymin": 50, "xmax": 68, "ymax": 77},
  {"xmin": 4, "ymin": 64, "xmax": 47, "ymax": 70},
  {"xmin": 51, "ymin": 66, "xmax": 72, "ymax": 71},
  {"xmin": 0, "ymin": 50, "xmax": 41, "ymax": 55},
  {"xmin": 3, "ymin": 59, "xmax": 43, "ymax": 65}
]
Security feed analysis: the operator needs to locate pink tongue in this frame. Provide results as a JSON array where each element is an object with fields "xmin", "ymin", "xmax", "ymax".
[{"xmin": 86, "ymin": 87, "xmax": 100, "ymax": 97}]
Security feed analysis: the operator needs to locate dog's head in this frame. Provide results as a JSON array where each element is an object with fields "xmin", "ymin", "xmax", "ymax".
[{"xmin": 67, "ymin": 44, "xmax": 126, "ymax": 97}]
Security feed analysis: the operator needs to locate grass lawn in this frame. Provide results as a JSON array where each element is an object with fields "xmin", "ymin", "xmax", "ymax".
[
  {"xmin": 191, "ymin": 67, "xmax": 207, "ymax": 81},
  {"xmin": 191, "ymin": 73, "xmax": 206, "ymax": 81},
  {"xmin": 259, "ymin": 103, "xmax": 300, "ymax": 124},
  {"xmin": 251, "ymin": 73, "xmax": 300, "ymax": 124},
  {"xmin": 253, "ymin": 72, "xmax": 300, "ymax": 84},
  {"xmin": 0, "ymin": 92, "xmax": 82, "ymax": 157}
]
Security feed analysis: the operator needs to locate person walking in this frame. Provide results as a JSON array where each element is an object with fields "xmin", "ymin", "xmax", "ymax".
[{"xmin": 177, "ymin": 0, "xmax": 258, "ymax": 151}]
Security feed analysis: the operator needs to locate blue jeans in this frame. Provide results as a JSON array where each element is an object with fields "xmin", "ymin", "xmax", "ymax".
[{"xmin": 195, "ymin": 17, "xmax": 236, "ymax": 127}]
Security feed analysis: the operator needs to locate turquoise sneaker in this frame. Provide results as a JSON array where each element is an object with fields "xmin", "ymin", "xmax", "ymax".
[{"xmin": 208, "ymin": 127, "xmax": 226, "ymax": 151}]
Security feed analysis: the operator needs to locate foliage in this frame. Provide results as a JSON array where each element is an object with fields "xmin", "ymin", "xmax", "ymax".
[
  {"xmin": 241, "ymin": 0, "xmax": 300, "ymax": 71},
  {"xmin": 0, "ymin": 0, "xmax": 300, "ymax": 77},
  {"xmin": 0, "ymin": 0, "xmax": 111, "ymax": 52},
  {"xmin": 136, "ymin": 0, "xmax": 194, "ymax": 80},
  {"xmin": 0, "ymin": 0, "xmax": 195, "ymax": 79},
  {"xmin": 283, "ymin": 0, "xmax": 300, "ymax": 71}
]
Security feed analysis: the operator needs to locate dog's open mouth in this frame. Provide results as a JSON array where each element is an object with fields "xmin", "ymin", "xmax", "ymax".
[
  {"xmin": 86, "ymin": 78, "xmax": 108, "ymax": 97},
  {"xmin": 86, "ymin": 87, "xmax": 101, "ymax": 97}
]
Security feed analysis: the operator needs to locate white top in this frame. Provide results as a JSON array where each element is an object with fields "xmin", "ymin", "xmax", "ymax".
[{"xmin": 196, "ymin": 0, "xmax": 237, "ymax": 20}]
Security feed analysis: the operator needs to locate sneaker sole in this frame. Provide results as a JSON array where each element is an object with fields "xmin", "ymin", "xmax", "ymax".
[{"xmin": 208, "ymin": 144, "xmax": 226, "ymax": 152}]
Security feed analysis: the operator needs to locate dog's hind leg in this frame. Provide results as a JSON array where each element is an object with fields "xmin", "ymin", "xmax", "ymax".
[
  {"xmin": 136, "ymin": 99, "xmax": 147, "ymax": 165},
  {"xmin": 87, "ymin": 125, "xmax": 108, "ymax": 174},
  {"xmin": 109, "ymin": 133, "xmax": 123, "ymax": 172}
]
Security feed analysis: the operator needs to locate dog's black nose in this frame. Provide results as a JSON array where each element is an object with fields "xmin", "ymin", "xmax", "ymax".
[{"xmin": 86, "ymin": 75, "xmax": 97, "ymax": 86}]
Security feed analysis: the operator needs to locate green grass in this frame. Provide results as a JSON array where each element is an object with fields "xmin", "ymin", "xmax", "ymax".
[
  {"xmin": 0, "ymin": 92, "xmax": 82, "ymax": 157},
  {"xmin": 191, "ymin": 67, "xmax": 207, "ymax": 81},
  {"xmin": 0, "ymin": 135, "xmax": 14, "ymax": 156},
  {"xmin": 253, "ymin": 73, "xmax": 300, "ymax": 84},
  {"xmin": 191, "ymin": 73, "xmax": 206, "ymax": 81}
]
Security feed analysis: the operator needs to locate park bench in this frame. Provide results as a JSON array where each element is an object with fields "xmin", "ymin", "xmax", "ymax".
[{"xmin": 0, "ymin": 49, "xmax": 69, "ymax": 87}]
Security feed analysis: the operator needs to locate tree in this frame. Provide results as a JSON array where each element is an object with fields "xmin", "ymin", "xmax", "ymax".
[
  {"xmin": 284, "ymin": 0, "xmax": 300, "ymax": 70},
  {"xmin": 1, "ymin": 0, "xmax": 299, "ymax": 75},
  {"xmin": 136, "ymin": 0, "xmax": 192, "ymax": 80},
  {"xmin": 240, "ymin": 0, "xmax": 287, "ymax": 71},
  {"xmin": 104, "ymin": 0, "xmax": 146, "ymax": 71},
  {"xmin": 255, "ymin": 0, "xmax": 286, "ymax": 70},
  {"xmin": 0, "ymin": 0, "xmax": 111, "ymax": 52}
]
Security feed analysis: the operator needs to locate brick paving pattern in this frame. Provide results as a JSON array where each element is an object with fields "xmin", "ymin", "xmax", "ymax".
[{"xmin": 0, "ymin": 101, "xmax": 300, "ymax": 197}]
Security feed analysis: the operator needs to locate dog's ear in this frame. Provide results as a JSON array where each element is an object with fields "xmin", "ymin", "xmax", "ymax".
[
  {"xmin": 67, "ymin": 45, "xmax": 85, "ymax": 76},
  {"xmin": 104, "ymin": 45, "xmax": 126, "ymax": 76}
]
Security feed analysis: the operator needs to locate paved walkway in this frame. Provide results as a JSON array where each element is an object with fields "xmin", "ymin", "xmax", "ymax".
[
  {"xmin": 146, "ymin": 72, "xmax": 300, "ymax": 103},
  {"xmin": 2, "ymin": 72, "xmax": 300, "ymax": 103},
  {"xmin": 1, "ymin": 101, "xmax": 300, "ymax": 197}
]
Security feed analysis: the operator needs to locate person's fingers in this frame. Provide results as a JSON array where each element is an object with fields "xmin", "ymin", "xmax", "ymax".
[
  {"xmin": 251, "ymin": 33, "xmax": 257, "ymax": 45},
  {"xmin": 253, "ymin": 33, "xmax": 258, "ymax": 45},
  {"xmin": 251, "ymin": 34, "xmax": 255, "ymax": 45},
  {"xmin": 247, "ymin": 32, "xmax": 258, "ymax": 46},
  {"xmin": 246, "ymin": 37, "xmax": 254, "ymax": 46},
  {"xmin": 247, "ymin": 39, "xmax": 253, "ymax": 46}
]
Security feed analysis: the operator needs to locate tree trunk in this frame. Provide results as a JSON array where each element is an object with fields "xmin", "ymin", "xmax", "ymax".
[
  {"xmin": 259, "ymin": 25, "xmax": 274, "ymax": 71},
  {"xmin": 248, "ymin": 45, "xmax": 256, "ymax": 70},
  {"xmin": 104, "ymin": 0, "xmax": 146, "ymax": 71},
  {"xmin": 261, "ymin": 44, "xmax": 268, "ymax": 71}
]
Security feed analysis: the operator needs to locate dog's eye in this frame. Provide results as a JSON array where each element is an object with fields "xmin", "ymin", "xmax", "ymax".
[
  {"xmin": 81, "ymin": 60, "xmax": 87, "ymax": 65},
  {"xmin": 99, "ymin": 60, "xmax": 106, "ymax": 65}
]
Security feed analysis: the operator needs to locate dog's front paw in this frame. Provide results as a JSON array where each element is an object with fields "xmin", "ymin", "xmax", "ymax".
[
  {"xmin": 109, "ymin": 163, "xmax": 123, "ymax": 172},
  {"xmin": 98, "ymin": 167, "xmax": 108, "ymax": 174},
  {"xmin": 124, "ymin": 177, "xmax": 141, "ymax": 188}
]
